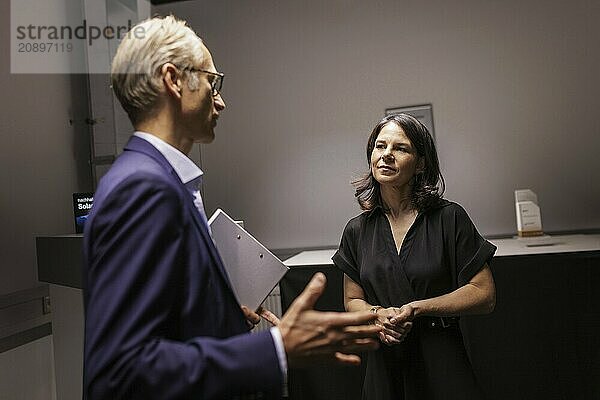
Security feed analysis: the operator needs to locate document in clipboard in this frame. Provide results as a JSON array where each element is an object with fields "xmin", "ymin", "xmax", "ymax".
[{"xmin": 208, "ymin": 209, "xmax": 289, "ymax": 311}]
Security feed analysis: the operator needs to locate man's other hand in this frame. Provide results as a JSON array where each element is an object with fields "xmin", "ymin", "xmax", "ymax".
[
  {"xmin": 241, "ymin": 305, "xmax": 261, "ymax": 328},
  {"xmin": 277, "ymin": 273, "xmax": 382, "ymax": 367}
]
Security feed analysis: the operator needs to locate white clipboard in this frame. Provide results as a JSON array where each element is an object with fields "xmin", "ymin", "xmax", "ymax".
[{"xmin": 208, "ymin": 209, "xmax": 289, "ymax": 311}]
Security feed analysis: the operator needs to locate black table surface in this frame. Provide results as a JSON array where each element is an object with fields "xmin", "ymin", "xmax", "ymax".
[{"xmin": 37, "ymin": 235, "xmax": 600, "ymax": 398}]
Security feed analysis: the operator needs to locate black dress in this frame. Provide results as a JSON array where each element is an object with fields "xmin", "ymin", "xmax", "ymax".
[{"xmin": 333, "ymin": 200, "xmax": 496, "ymax": 400}]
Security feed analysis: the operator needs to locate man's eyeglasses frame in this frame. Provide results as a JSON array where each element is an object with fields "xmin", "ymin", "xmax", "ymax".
[{"xmin": 184, "ymin": 67, "xmax": 224, "ymax": 97}]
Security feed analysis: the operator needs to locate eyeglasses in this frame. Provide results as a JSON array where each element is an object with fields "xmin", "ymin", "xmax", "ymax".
[{"xmin": 185, "ymin": 67, "xmax": 224, "ymax": 97}]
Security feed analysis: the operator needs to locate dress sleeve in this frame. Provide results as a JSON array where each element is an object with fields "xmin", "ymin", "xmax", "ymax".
[
  {"xmin": 449, "ymin": 204, "xmax": 497, "ymax": 287},
  {"xmin": 332, "ymin": 218, "xmax": 361, "ymax": 284}
]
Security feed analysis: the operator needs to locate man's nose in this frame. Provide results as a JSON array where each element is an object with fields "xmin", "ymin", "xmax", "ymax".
[{"xmin": 214, "ymin": 93, "xmax": 226, "ymax": 111}]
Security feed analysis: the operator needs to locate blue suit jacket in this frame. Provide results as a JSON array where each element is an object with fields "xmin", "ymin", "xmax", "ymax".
[{"xmin": 83, "ymin": 136, "xmax": 282, "ymax": 400}]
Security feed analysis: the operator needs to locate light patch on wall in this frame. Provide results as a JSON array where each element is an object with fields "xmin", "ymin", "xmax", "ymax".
[{"xmin": 385, "ymin": 104, "xmax": 435, "ymax": 139}]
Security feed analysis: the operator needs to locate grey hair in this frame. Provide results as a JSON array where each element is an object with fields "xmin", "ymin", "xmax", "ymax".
[{"xmin": 110, "ymin": 15, "xmax": 204, "ymax": 124}]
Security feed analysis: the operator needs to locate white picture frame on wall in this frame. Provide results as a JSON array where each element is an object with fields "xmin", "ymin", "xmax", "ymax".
[{"xmin": 385, "ymin": 104, "xmax": 435, "ymax": 139}]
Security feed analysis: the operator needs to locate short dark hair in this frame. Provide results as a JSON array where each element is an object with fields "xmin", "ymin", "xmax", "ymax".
[{"xmin": 353, "ymin": 113, "xmax": 445, "ymax": 213}]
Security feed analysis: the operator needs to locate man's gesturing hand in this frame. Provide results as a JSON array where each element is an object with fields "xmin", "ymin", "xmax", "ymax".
[{"xmin": 277, "ymin": 273, "xmax": 381, "ymax": 367}]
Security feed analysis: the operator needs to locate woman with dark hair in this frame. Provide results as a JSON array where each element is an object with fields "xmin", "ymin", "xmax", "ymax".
[{"xmin": 333, "ymin": 114, "xmax": 496, "ymax": 400}]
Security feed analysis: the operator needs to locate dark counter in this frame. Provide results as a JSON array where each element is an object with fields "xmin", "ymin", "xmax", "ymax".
[
  {"xmin": 280, "ymin": 251, "xmax": 600, "ymax": 400},
  {"xmin": 37, "ymin": 235, "xmax": 600, "ymax": 399}
]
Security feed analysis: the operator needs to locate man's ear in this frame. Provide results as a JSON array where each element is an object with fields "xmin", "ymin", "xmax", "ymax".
[{"xmin": 161, "ymin": 63, "xmax": 182, "ymax": 98}]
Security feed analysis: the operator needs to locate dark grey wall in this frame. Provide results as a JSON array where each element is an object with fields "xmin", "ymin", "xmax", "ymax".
[
  {"xmin": 0, "ymin": 0, "xmax": 92, "ymax": 295},
  {"xmin": 157, "ymin": 0, "xmax": 600, "ymax": 249}
]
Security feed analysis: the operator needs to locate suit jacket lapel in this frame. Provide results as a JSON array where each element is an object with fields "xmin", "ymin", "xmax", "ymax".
[
  {"xmin": 184, "ymin": 197, "xmax": 237, "ymax": 296},
  {"xmin": 123, "ymin": 136, "xmax": 236, "ymax": 297}
]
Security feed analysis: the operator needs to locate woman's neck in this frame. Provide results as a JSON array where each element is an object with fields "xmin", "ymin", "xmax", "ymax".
[{"xmin": 380, "ymin": 184, "xmax": 415, "ymax": 219}]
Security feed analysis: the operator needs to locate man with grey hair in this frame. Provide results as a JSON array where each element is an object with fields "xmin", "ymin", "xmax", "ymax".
[{"xmin": 83, "ymin": 15, "xmax": 380, "ymax": 400}]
